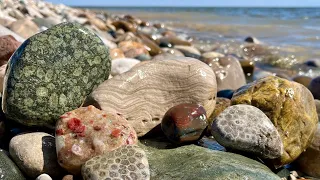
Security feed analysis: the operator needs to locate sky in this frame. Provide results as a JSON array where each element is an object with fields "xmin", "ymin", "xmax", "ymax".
[{"xmin": 46, "ymin": 0, "xmax": 320, "ymax": 7}]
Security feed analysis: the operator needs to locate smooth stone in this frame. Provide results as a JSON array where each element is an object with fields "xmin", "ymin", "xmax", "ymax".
[
  {"xmin": 32, "ymin": 17, "xmax": 62, "ymax": 28},
  {"xmin": 316, "ymin": 100, "xmax": 320, "ymax": 121},
  {"xmin": 253, "ymin": 69, "xmax": 274, "ymax": 81},
  {"xmin": 174, "ymin": 45, "xmax": 201, "ymax": 56},
  {"xmin": 141, "ymin": 144, "xmax": 280, "ymax": 180},
  {"xmin": 8, "ymin": 18, "xmax": 40, "ymax": 39},
  {"xmin": 151, "ymin": 53, "xmax": 177, "ymax": 60},
  {"xmin": 110, "ymin": 48, "xmax": 125, "ymax": 60},
  {"xmin": 115, "ymin": 32, "xmax": 140, "ymax": 42},
  {"xmin": 241, "ymin": 44, "xmax": 271, "ymax": 58},
  {"xmin": 156, "ymin": 37, "xmax": 191, "ymax": 46},
  {"xmin": 24, "ymin": 5, "xmax": 44, "ymax": 18},
  {"xmin": 35, "ymin": 174, "xmax": 52, "ymax": 180},
  {"xmin": 217, "ymin": 89, "xmax": 234, "ymax": 99},
  {"xmin": 292, "ymin": 75, "xmax": 312, "ymax": 87},
  {"xmin": 137, "ymin": 33, "xmax": 162, "ymax": 56},
  {"xmin": 81, "ymin": 145, "xmax": 150, "ymax": 180},
  {"xmin": 232, "ymin": 76, "xmax": 318, "ymax": 167},
  {"xmin": 9, "ymin": 132, "xmax": 63, "ymax": 178},
  {"xmin": 135, "ymin": 54, "xmax": 152, "ymax": 61},
  {"xmin": 0, "ymin": 149, "xmax": 25, "ymax": 180},
  {"xmin": 3, "ymin": 22, "xmax": 111, "ymax": 128},
  {"xmin": 56, "ymin": 106, "xmax": 137, "ymax": 174},
  {"xmin": 207, "ymin": 56, "xmax": 246, "ymax": 91},
  {"xmin": 161, "ymin": 103, "xmax": 207, "ymax": 144},
  {"xmin": 8, "ymin": 9, "xmax": 25, "ymax": 20},
  {"xmin": 87, "ymin": 15, "xmax": 107, "ymax": 31},
  {"xmin": 112, "ymin": 21, "xmax": 136, "ymax": 33},
  {"xmin": 304, "ymin": 59, "xmax": 320, "ymax": 68},
  {"xmin": 0, "ymin": 25, "xmax": 25, "ymax": 42},
  {"xmin": 244, "ymin": 36, "xmax": 262, "ymax": 44},
  {"xmin": 0, "ymin": 35, "xmax": 21, "ymax": 65},
  {"xmin": 119, "ymin": 41, "xmax": 149, "ymax": 58},
  {"xmin": 212, "ymin": 104, "xmax": 283, "ymax": 159},
  {"xmin": 111, "ymin": 58, "xmax": 141, "ymax": 76},
  {"xmin": 207, "ymin": 97, "xmax": 231, "ymax": 135},
  {"xmin": 201, "ymin": 51, "xmax": 225, "ymax": 62},
  {"xmin": 84, "ymin": 57, "xmax": 217, "ymax": 137},
  {"xmin": 296, "ymin": 124, "xmax": 320, "ymax": 178},
  {"xmin": 309, "ymin": 76, "xmax": 320, "ymax": 100},
  {"xmin": 62, "ymin": 175, "xmax": 73, "ymax": 180},
  {"xmin": 161, "ymin": 48, "xmax": 185, "ymax": 57},
  {"xmin": 239, "ymin": 59, "xmax": 255, "ymax": 77}
]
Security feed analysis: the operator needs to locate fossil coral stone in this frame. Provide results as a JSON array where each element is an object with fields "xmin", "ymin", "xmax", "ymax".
[
  {"xmin": 2, "ymin": 22, "xmax": 111, "ymax": 128},
  {"xmin": 84, "ymin": 57, "xmax": 217, "ymax": 137},
  {"xmin": 231, "ymin": 76, "xmax": 318, "ymax": 167},
  {"xmin": 82, "ymin": 145, "xmax": 150, "ymax": 180},
  {"xmin": 211, "ymin": 104, "xmax": 283, "ymax": 159},
  {"xmin": 55, "ymin": 105, "xmax": 137, "ymax": 174}
]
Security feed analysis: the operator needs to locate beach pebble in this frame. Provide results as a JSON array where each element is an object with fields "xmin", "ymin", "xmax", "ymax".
[
  {"xmin": 62, "ymin": 175, "xmax": 73, "ymax": 180},
  {"xmin": 217, "ymin": 89, "xmax": 234, "ymax": 99},
  {"xmin": 244, "ymin": 36, "xmax": 262, "ymax": 44},
  {"xmin": 239, "ymin": 59, "xmax": 255, "ymax": 77},
  {"xmin": 9, "ymin": 132, "xmax": 63, "ymax": 178},
  {"xmin": 110, "ymin": 48, "xmax": 125, "ymax": 60},
  {"xmin": 157, "ymin": 37, "xmax": 191, "ymax": 46},
  {"xmin": 161, "ymin": 103, "xmax": 207, "ymax": 144},
  {"xmin": 152, "ymin": 53, "xmax": 177, "ymax": 60},
  {"xmin": 8, "ymin": 18, "xmax": 40, "ymax": 38},
  {"xmin": 0, "ymin": 35, "xmax": 21, "ymax": 65},
  {"xmin": 119, "ymin": 41, "xmax": 149, "ymax": 58},
  {"xmin": 82, "ymin": 145, "xmax": 150, "ymax": 180},
  {"xmin": 201, "ymin": 51, "xmax": 225, "ymax": 62},
  {"xmin": 207, "ymin": 56, "xmax": 246, "ymax": 91},
  {"xmin": 232, "ymin": 76, "xmax": 318, "ymax": 167},
  {"xmin": 8, "ymin": 9, "xmax": 25, "ymax": 20},
  {"xmin": 315, "ymin": 99, "xmax": 320, "ymax": 121},
  {"xmin": 138, "ymin": 33, "xmax": 162, "ymax": 56},
  {"xmin": 292, "ymin": 75, "xmax": 312, "ymax": 87},
  {"xmin": 112, "ymin": 20, "xmax": 137, "ymax": 33},
  {"xmin": 161, "ymin": 48, "xmax": 185, "ymax": 57},
  {"xmin": 32, "ymin": 17, "xmax": 62, "ymax": 28},
  {"xmin": 253, "ymin": 69, "xmax": 274, "ymax": 80},
  {"xmin": 111, "ymin": 58, "xmax": 140, "ymax": 76},
  {"xmin": 2, "ymin": 22, "xmax": 111, "ymax": 128},
  {"xmin": 304, "ymin": 59, "xmax": 320, "ymax": 68},
  {"xmin": 0, "ymin": 149, "xmax": 25, "ymax": 180},
  {"xmin": 0, "ymin": 25, "xmax": 25, "ymax": 42},
  {"xmin": 296, "ymin": 124, "xmax": 320, "ymax": 178},
  {"xmin": 135, "ymin": 54, "xmax": 151, "ymax": 61},
  {"xmin": 174, "ymin": 45, "xmax": 201, "ymax": 55},
  {"xmin": 115, "ymin": 32, "xmax": 140, "ymax": 42},
  {"xmin": 84, "ymin": 57, "xmax": 217, "ymax": 137},
  {"xmin": 55, "ymin": 105, "xmax": 138, "ymax": 174},
  {"xmin": 207, "ymin": 98, "xmax": 231, "ymax": 134},
  {"xmin": 309, "ymin": 76, "xmax": 320, "ymax": 100},
  {"xmin": 211, "ymin": 104, "xmax": 283, "ymax": 159},
  {"xmin": 35, "ymin": 174, "xmax": 52, "ymax": 180},
  {"xmin": 87, "ymin": 15, "xmax": 108, "ymax": 31}
]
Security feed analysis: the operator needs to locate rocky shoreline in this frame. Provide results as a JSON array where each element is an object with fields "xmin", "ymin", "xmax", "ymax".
[{"xmin": 0, "ymin": 0, "xmax": 319, "ymax": 180}]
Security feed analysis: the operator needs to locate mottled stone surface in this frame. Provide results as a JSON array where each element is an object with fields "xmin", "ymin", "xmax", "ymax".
[
  {"xmin": 0, "ymin": 149, "xmax": 25, "ymax": 180},
  {"xmin": 56, "ymin": 105, "xmax": 137, "ymax": 174},
  {"xmin": 206, "ymin": 56, "xmax": 246, "ymax": 91},
  {"xmin": 211, "ymin": 104, "xmax": 283, "ymax": 159},
  {"xmin": 207, "ymin": 97, "xmax": 231, "ymax": 134},
  {"xmin": 84, "ymin": 57, "xmax": 217, "ymax": 137},
  {"xmin": 141, "ymin": 144, "xmax": 280, "ymax": 180},
  {"xmin": 296, "ymin": 124, "xmax": 320, "ymax": 178},
  {"xmin": 231, "ymin": 76, "xmax": 318, "ymax": 167},
  {"xmin": 0, "ymin": 35, "xmax": 21, "ymax": 65},
  {"xmin": 161, "ymin": 103, "xmax": 207, "ymax": 144},
  {"xmin": 82, "ymin": 145, "xmax": 149, "ymax": 180},
  {"xmin": 2, "ymin": 22, "xmax": 111, "ymax": 128},
  {"xmin": 309, "ymin": 76, "xmax": 320, "ymax": 100},
  {"xmin": 9, "ymin": 132, "xmax": 63, "ymax": 178}
]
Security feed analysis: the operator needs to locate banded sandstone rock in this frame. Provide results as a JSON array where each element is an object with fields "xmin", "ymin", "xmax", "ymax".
[
  {"xmin": 84, "ymin": 57, "xmax": 217, "ymax": 137},
  {"xmin": 231, "ymin": 76, "xmax": 318, "ymax": 167},
  {"xmin": 2, "ymin": 22, "xmax": 111, "ymax": 128}
]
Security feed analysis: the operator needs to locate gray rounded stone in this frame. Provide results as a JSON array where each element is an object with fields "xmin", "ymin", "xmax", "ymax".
[
  {"xmin": 2, "ymin": 22, "xmax": 111, "ymax": 128},
  {"xmin": 0, "ymin": 149, "xmax": 25, "ymax": 180},
  {"xmin": 81, "ymin": 145, "xmax": 150, "ymax": 180},
  {"xmin": 211, "ymin": 104, "xmax": 283, "ymax": 159},
  {"xmin": 35, "ymin": 174, "xmax": 52, "ymax": 180}
]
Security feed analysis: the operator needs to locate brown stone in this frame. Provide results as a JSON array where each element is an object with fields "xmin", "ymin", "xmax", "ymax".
[
  {"xmin": 156, "ymin": 37, "xmax": 191, "ymax": 46},
  {"xmin": 239, "ymin": 59, "xmax": 255, "ymax": 77},
  {"xmin": 0, "ymin": 35, "xmax": 21, "ymax": 65},
  {"xmin": 8, "ymin": 18, "xmax": 39, "ymax": 39},
  {"xmin": 118, "ymin": 41, "xmax": 149, "ymax": 58},
  {"xmin": 292, "ymin": 76, "xmax": 312, "ymax": 87},
  {"xmin": 231, "ymin": 76, "xmax": 318, "ymax": 167},
  {"xmin": 112, "ymin": 20, "xmax": 137, "ymax": 33},
  {"xmin": 161, "ymin": 103, "xmax": 207, "ymax": 144},
  {"xmin": 137, "ymin": 33, "xmax": 162, "ymax": 56},
  {"xmin": 110, "ymin": 48, "xmax": 125, "ymax": 60},
  {"xmin": 309, "ymin": 76, "xmax": 320, "ymax": 100}
]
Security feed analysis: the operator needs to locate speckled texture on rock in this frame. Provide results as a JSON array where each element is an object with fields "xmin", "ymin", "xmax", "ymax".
[
  {"xmin": 207, "ymin": 97, "xmax": 231, "ymax": 134},
  {"xmin": 9, "ymin": 132, "xmax": 63, "ymax": 178},
  {"xmin": 211, "ymin": 104, "xmax": 283, "ymax": 159},
  {"xmin": 82, "ymin": 145, "xmax": 150, "ymax": 180},
  {"xmin": 2, "ymin": 22, "xmax": 111, "ymax": 128},
  {"xmin": 141, "ymin": 143, "xmax": 280, "ymax": 180},
  {"xmin": 0, "ymin": 149, "xmax": 25, "ymax": 180},
  {"xmin": 231, "ymin": 76, "xmax": 318, "ymax": 167},
  {"xmin": 56, "ymin": 105, "xmax": 137, "ymax": 174},
  {"xmin": 84, "ymin": 57, "xmax": 217, "ymax": 137}
]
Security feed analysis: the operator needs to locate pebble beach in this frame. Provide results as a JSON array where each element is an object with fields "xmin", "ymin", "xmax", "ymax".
[{"xmin": 0, "ymin": 0, "xmax": 319, "ymax": 180}]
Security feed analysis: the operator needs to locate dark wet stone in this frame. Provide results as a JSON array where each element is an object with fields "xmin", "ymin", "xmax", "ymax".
[
  {"xmin": 309, "ymin": 76, "xmax": 320, "ymax": 100},
  {"xmin": 244, "ymin": 36, "xmax": 261, "ymax": 44},
  {"xmin": 112, "ymin": 21, "xmax": 137, "ymax": 33},
  {"xmin": 2, "ymin": 22, "xmax": 111, "ymax": 128},
  {"xmin": 156, "ymin": 37, "xmax": 191, "ymax": 46},
  {"xmin": 304, "ymin": 59, "xmax": 320, "ymax": 68},
  {"xmin": 217, "ymin": 89, "xmax": 234, "ymax": 99},
  {"xmin": 161, "ymin": 103, "xmax": 207, "ymax": 144},
  {"xmin": 178, "ymin": 49, "xmax": 201, "ymax": 60},
  {"xmin": 292, "ymin": 75, "xmax": 312, "ymax": 88},
  {"xmin": 197, "ymin": 136, "xmax": 226, "ymax": 151},
  {"xmin": 239, "ymin": 59, "xmax": 255, "ymax": 77},
  {"xmin": 108, "ymin": 30, "xmax": 117, "ymax": 39},
  {"xmin": 0, "ymin": 149, "xmax": 25, "ymax": 180}
]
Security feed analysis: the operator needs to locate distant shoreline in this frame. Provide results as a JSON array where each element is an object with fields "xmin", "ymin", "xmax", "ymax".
[{"xmin": 73, "ymin": 6, "xmax": 320, "ymax": 9}]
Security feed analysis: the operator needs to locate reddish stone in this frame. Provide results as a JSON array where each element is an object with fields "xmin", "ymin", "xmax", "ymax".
[
  {"xmin": 0, "ymin": 35, "xmax": 21, "ymax": 65},
  {"xmin": 161, "ymin": 103, "xmax": 207, "ymax": 144},
  {"xmin": 55, "ymin": 105, "xmax": 138, "ymax": 174}
]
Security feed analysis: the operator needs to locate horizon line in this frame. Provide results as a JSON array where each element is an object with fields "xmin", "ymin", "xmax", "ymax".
[{"xmin": 71, "ymin": 5, "xmax": 320, "ymax": 8}]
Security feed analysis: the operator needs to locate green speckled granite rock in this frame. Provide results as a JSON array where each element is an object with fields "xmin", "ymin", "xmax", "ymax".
[
  {"xmin": 0, "ymin": 149, "xmax": 25, "ymax": 180},
  {"xmin": 140, "ymin": 144, "xmax": 280, "ymax": 180},
  {"xmin": 2, "ymin": 22, "xmax": 111, "ymax": 128}
]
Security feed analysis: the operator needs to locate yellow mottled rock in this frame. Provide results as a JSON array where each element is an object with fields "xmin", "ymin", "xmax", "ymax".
[{"xmin": 231, "ymin": 76, "xmax": 318, "ymax": 167}]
